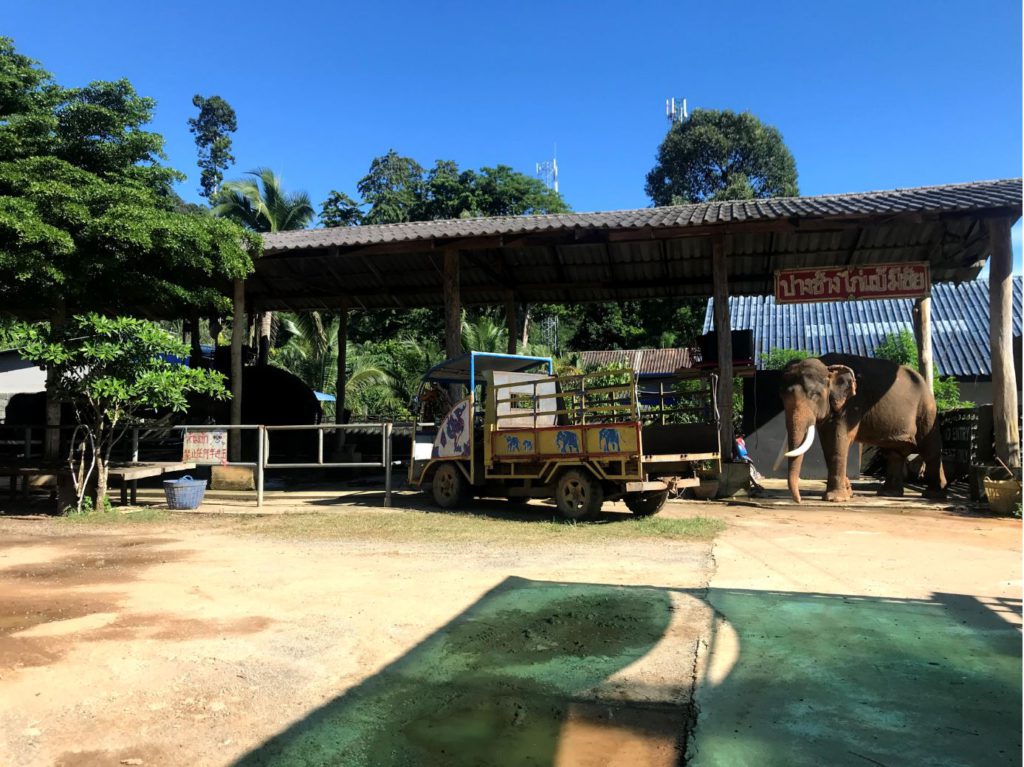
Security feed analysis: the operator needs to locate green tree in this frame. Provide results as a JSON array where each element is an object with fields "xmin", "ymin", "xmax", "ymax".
[
  {"xmin": 0, "ymin": 38, "xmax": 255, "ymax": 457},
  {"xmin": 873, "ymin": 329, "xmax": 972, "ymax": 412},
  {"xmin": 645, "ymin": 109, "xmax": 799, "ymax": 206},
  {"xmin": 212, "ymin": 167, "xmax": 314, "ymax": 363},
  {"xmin": 357, "ymin": 150, "xmax": 425, "ymax": 224},
  {"xmin": 461, "ymin": 311, "xmax": 507, "ymax": 353},
  {"xmin": 761, "ymin": 347, "xmax": 811, "ymax": 370},
  {"xmin": 189, "ymin": 94, "xmax": 237, "ymax": 199},
  {"xmin": 319, "ymin": 190, "xmax": 363, "ymax": 227},
  {"xmin": 11, "ymin": 315, "xmax": 228, "ymax": 511}
]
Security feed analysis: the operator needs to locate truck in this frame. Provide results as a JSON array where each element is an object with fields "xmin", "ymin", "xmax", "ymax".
[{"xmin": 408, "ymin": 352, "xmax": 721, "ymax": 519}]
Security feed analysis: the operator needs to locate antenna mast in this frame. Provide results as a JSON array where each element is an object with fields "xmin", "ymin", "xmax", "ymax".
[
  {"xmin": 536, "ymin": 145, "xmax": 558, "ymax": 194},
  {"xmin": 665, "ymin": 97, "xmax": 688, "ymax": 126}
]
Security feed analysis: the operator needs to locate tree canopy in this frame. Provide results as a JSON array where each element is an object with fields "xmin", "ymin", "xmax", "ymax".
[
  {"xmin": 212, "ymin": 167, "xmax": 314, "ymax": 233},
  {"xmin": 645, "ymin": 109, "xmax": 799, "ymax": 206},
  {"xmin": 0, "ymin": 37, "xmax": 257, "ymax": 321},
  {"xmin": 189, "ymin": 94, "xmax": 237, "ymax": 199},
  {"xmin": 325, "ymin": 150, "xmax": 571, "ymax": 227}
]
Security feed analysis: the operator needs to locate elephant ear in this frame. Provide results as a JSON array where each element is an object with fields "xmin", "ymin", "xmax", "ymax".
[{"xmin": 827, "ymin": 365, "xmax": 857, "ymax": 412}]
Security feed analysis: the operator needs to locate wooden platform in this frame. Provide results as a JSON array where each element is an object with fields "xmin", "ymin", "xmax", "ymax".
[{"xmin": 1, "ymin": 461, "xmax": 195, "ymax": 504}]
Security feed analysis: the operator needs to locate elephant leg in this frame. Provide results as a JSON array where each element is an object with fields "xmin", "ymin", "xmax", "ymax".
[
  {"xmin": 822, "ymin": 426, "xmax": 853, "ymax": 502},
  {"xmin": 920, "ymin": 425, "xmax": 948, "ymax": 499},
  {"xmin": 878, "ymin": 451, "xmax": 906, "ymax": 497}
]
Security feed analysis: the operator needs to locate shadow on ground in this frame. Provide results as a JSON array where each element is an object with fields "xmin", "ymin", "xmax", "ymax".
[
  {"xmin": 692, "ymin": 588, "xmax": 1022, "ymax": 766},
  {"xmin": 235, "ymin": 577, "xmax": 690, "ymax": 766},
  {"xmin": 233, "ymin": 574, "xmax": 1021, "ymax": 767}
]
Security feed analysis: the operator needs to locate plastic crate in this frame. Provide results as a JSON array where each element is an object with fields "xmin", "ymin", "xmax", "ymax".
[{"xmin": 163, "ymin": 475, "xmax": 207, "ymax": 510}]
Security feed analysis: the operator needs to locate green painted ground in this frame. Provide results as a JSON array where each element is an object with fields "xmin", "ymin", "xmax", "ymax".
[
  {"xmin": 236, "ymin": 578, "xmax": 679, "ymax": 766},
  {"xmin": 692, "ymin": 589, "xmax": 1022, "ymax": 767}
]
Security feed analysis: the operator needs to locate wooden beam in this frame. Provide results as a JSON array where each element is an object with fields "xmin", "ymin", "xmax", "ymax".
[
  {"xmin": 229, "ymin": 279, "xmax": 245, "ymax": 463},
  {"xmin": 988, "ymin": 218, "xmax": 1020, "ymax": 468},
  {"xmin": 913, "ymin": 296, "xmax": 934, "ymax": 392},
  {"xmin": 711, "ymin": 237, "xmax": 734, "ymax": 458}
]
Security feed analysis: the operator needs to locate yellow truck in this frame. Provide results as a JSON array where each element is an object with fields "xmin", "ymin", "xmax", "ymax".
[{"xmin": 409, "ymin": 352, "xmax": 720, "ymax": 519}]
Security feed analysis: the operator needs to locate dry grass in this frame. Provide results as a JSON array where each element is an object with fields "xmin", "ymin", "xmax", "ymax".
[{"xmin": 232, "ymin": 507, "xmax": 726, "ymax": 546}]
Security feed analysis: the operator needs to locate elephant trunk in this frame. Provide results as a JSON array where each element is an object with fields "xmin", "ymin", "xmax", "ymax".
[{"xmin": 785, "ymin": 406, "xmax": 816, "ymax": 504}]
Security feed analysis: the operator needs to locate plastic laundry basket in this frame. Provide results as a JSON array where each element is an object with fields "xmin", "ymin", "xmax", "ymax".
[{"xmin": 163, "ymin": 475, "xmax": 207, "ymax": 510}]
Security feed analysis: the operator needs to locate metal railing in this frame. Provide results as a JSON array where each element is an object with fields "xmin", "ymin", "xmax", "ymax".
[{"xmin": 0, "ymin": 421, "xmax": 395, "ymax": 509}]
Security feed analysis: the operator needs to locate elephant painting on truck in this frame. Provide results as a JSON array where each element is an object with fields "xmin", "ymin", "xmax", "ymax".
[
  {"xmin": 780, "ymin": 353, "xmax": 946, "ymax": 503},
  {"xmin": 408, "ymin": 352, "xmax": 721, "ymax": 520}
]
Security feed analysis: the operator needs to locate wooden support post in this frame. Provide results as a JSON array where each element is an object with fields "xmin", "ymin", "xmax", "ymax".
[
  {"xmin": 913, "ymin": 296, "xmax": 934, "ymax": 392},
  {"xmin": 988, "ymin": 218, "xmax": 1020, "ymax": 469},
  {"xmin": 711, "ymin": 237, "xmax": 734, "ymax": 455},
  {"xmin": 444, "ymin": 250, "xmax": 463, "ymax": 358},
  {"xmin": 335, "ymin": 305, "xmax": 349, "ymax": 456},
  {"xmin": 504, "ymin": 294, "xmax": 518, "ymax": 355},
  {"xmin": 229, "ymin": 279, "xmax": 245, "ymax": 463}
]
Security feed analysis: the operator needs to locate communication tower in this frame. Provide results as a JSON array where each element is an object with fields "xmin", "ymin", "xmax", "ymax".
[
  {"xmin": 666, "ymin": 97, "xmax": 688, "ymax": 125},
  {"xmin": 536, "ymin": 147, "xmax": 559, "ymax": 194}
]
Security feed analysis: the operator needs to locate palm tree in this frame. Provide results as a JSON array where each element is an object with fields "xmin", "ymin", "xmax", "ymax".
[
  {"xmin": 275, "ymin": 312, "xmax": 395, "ymax": 418},
  {"xmin": 461, "ymin": 311, "xmax": 507, "ymax": 353},
  {"xmin": 212, "ymin": 168, "xmax": 315, "ymax": 364}
]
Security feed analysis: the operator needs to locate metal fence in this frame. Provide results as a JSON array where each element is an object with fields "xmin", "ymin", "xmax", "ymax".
[{"xmin": 0, "ymin": 421, "xmax": 396, "ymax": 509}]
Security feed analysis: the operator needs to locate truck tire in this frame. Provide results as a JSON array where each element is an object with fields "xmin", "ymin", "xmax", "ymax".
[
  {"xmin": 432, "ymin": 463, "xmax": 466, "ymax": 509},
  {"xmin": 554, "ymin": 469, "xmax": 603, "ymax": 520},
  {"xmin": 625, "ymin": 490, "xmax": 669, "ymax": 517}
]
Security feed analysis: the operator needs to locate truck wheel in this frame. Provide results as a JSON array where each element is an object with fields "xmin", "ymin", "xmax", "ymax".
[
  {"xmin": 432, "ymin": 463, "xmax": 466, "ymax": 509},
  {"xmin": 625, "ymin": 490, "xmax": 669, "ymax": 517},
  {"xmin": 554, "ymin": 469, "xmax": 603, "ymax": 520}
]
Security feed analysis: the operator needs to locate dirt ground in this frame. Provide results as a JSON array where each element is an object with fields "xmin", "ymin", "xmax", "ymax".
[{"xmin": 0, "ymin": 485, "xmax": 1019, "ymax": 766}]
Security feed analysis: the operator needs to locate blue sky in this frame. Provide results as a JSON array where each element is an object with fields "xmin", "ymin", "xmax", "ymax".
[{"xmin": 5, "ymin": 0, "xmax": 1022, "ymax": 268}]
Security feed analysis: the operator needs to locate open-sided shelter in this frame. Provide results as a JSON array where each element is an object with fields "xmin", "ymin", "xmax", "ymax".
[{"xmin": 236, "ymin": 178, "xmax": 1021, "ymax": 467}]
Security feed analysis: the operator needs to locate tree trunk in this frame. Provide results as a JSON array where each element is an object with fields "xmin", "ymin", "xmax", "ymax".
[
  {"xmin": 520, "ymin": 304, "xmax": 531, "ymax": 348},
  {"xmin": 209, "ymin": 315, "xmax": 222, "ymax": 349},
  {"xmin": 44, "ymin": 300, "xmax": 66, "ymax": 463},
  {"xmin": 258, "ymin": 311, "xmax": 273, "ymax": 366},
  {"xmin": 189, "ymin": 313, "xmax": 203, "ymax": 368}
]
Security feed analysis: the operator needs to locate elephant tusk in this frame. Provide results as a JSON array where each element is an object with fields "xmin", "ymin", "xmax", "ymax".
[{"xmin": 785, "ymin": 424, "xmax": 816, "ymax": 458}]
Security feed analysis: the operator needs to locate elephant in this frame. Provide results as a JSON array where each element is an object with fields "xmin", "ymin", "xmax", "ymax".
[
  {"xmin": 505, "ymin": 435, "xmax": 520, "ymax": 452},
  {"xmin": 779, "ymin": 353, "xmax": 946, "ymax": 503},
  {"xmin": 556, "ymin": 430, "xmax": 580, "ymax": 453}
]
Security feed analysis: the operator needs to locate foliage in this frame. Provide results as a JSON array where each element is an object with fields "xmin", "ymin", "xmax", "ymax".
[
  {"xmin": 319, "ymin": 190, "xmax": 363, "ymax": 227},
  {"xmin": 188, "ymin": 94, "xmax": 237, "ymax": 199},
  {"xmin": 534, "ymin": 299, "xmax": 704, "ymax": 353},
  {"xmin": 11, "ymin": 314, "xmax": 229, "ymax": 509},
  {"xmin": 760, "ymin": 347, "xmax": 811, "ymax": 370},
  {"xmin": 645, "ymin": 109, "xmax": 799, "ymax": 206},
  {"xmin": 0, "ymin": 37, "xmax": 256, "ymax": 321},
  {"xmin": 347, "ymin": 150, "xmax": 571, "ymax": 225},
  {"xmin": 461, "ymin": 311, "xmax": 508, "ymax": 353},
  {"xmin": 873, "ymin": 329, "xmax": 972, "ymax": 412},
  {"xmin": 273, "ymin": 311, "xmax": 400, "ymax": 417},
  {"xmin": 212, "ymin": 167, "xmax": 314, "ymax": 233}
]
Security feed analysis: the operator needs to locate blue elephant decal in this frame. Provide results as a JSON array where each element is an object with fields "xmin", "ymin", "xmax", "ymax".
[
  {"xmin": 599, "ymin": 428, "xmax": 621, "ymax": 452},
  {"xmin": 556, "ymin": 431, "xmax": 580, "ymax": 453},
  {"xmin": 505, "ymin": 435, "xmax": 520, "ymax": 452},
  {"xmin": 522, "ymin": 439, "xmax": 533, "ymax": 452}
]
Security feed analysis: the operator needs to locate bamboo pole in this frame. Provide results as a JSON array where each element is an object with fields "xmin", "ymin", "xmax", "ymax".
[{"xmin": 988, "ymin": 218, "xmax": 1020, "ymax": 468}]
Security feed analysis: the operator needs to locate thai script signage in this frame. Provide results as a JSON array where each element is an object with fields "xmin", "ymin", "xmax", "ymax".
[
  {"xmin": 774, "ymin": 262, "xmax": 930, "ymax": 304},
  {"xmin": 183, "ymin": 429, "xmax": 228, "ymax": 465}
]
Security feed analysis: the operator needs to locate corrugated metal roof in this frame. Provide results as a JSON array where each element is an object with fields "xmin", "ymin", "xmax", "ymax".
[
  {"xmin": 262, "ymin": 178, "xmax": 1021, "ymax": 251},
  {"xmin": 578, "ymin": 348, "xmax": 694, "ymax": 375},
  {"xmin": 251, "ymin": 179, "xmax": 1022, "ymax": 311},
  {"xmin": 702, "ymin": 277, "xmax": 1023, "ymax": 377}
]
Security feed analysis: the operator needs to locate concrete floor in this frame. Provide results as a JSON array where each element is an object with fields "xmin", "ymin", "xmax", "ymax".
[{"xmin": 688, "ymin": 501, "xmax": 1021, "ymax": 766}]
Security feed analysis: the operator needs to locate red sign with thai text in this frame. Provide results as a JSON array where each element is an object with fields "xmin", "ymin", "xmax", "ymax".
[{"xmin": 774, "ymin": 262, "xmax": 930, "ymax": 304}]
